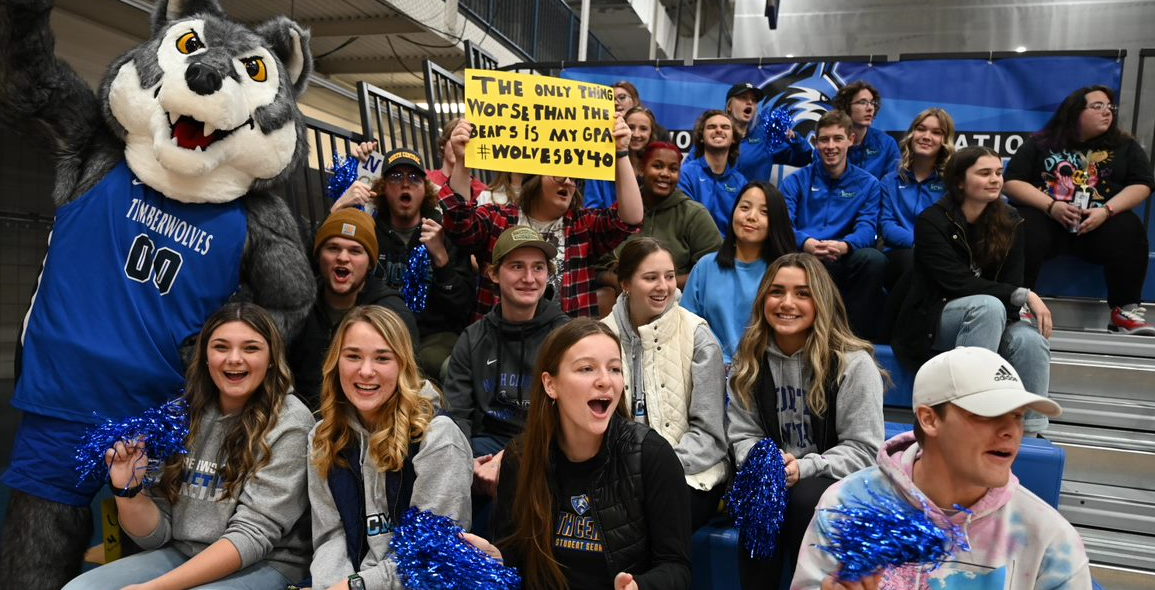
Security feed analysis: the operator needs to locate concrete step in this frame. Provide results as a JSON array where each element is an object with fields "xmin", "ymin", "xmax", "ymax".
[
  {"xmin": 1090, "ymin": 563, "xmax": 1155, "ymax": 590},
  {"xmin": 1050, "ymin": 351, "xmax": 1155, "ymax": 403},
  {"xmin": 1061, "ymin": 481, "xmax": 1155, "ymax": 536}
]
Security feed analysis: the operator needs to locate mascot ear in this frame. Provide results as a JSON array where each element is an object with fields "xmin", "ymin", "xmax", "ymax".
[
  {"xmin": 151, "ymin": 0, "xmax": 228, "ymax": 33},
  {"xmin": 255, "ymin": 18, "xmax": 313, "ymax": 97}
]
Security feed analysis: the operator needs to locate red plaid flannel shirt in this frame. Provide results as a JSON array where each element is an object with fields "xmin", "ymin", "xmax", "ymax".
[{"xmin": 439, "ymin": 188, "xmax": 638, "ymax": 319}]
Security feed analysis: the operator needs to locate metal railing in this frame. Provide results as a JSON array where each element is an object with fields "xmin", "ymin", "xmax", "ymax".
[
  {"xmin": 459, "ymin": 0, "xmax": 613, "ymax": 64},
  {"xmin": 280, "ymin": 116, "xmax": 367, "ymax": 232},
  {"xmin": 423, "ymin": 60, "xmax": 467, "ymax": 171},
  {"xmin": 357, "ymin": 82, "xmax": 436, "ymax": 169},
  {"xmin": 464, "ymin": 40, "xmax": 500, "ymax": 71}
]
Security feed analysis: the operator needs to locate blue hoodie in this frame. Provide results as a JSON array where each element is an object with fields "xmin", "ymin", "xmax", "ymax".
[
  {"xmin": 677, "ymin": 156, "xmax": 749, "ymax": 237},
  {"xmin": 781, "ymin": 161, "xmax": 881, "ymax": 251},
  {"xmin": 879, "ymin": 169, "xmax": 947, "ymax": 249},
  {"xmin": 848, "ymin": 126, "xmax": 900, "ymax": 180},
  {"xmin": 583, "ymin": 178, "xmax": 618, "ymax": 209},
  {"xmin": 735, "ymin": 112, "xmax": 813, "ymax": 181}
]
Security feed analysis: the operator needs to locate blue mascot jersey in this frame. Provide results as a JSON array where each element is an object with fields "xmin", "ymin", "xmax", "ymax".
[{"xmin": 14, "ymin": 161, "xmax": 247, "ymax": 423}]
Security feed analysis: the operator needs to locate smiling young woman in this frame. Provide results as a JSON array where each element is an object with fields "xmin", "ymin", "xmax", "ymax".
[
  {"xmin": 601, "ymin": 238, "xmax": 728, "ymax": 531},
  {"xmin": 307, "ymin": 305, "xmax": 472, "ymax": 590},
  {"xmin": 63, "ymin": 303, "xmax": 314, "ymax": 590},
  {"xmin": 726, "ymin": 253, "xmax": 885, "ymax": 589},
  {"xmin": 466, "ymin": 319, "xmax": 692, "ymax": 590},
  {"xmin": 891, "ymin": 146, "xmax": 1054, "ymax": 435}
]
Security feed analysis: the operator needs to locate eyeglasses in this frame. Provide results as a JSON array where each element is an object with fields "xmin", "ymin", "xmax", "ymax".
[
  {"xmin": 549, "ymin": 176, "xmax": 576, "ymax": 186},
  {"xmin": 385, "ymin": 171, "xmax": 423, "ymax": 185},
  {"xmin": 851, "ymin": 99, "xmax": 880, "ymax": 109},
  {"xmin": 1085, "ymin": 101, "xmax": 1117, "ymax": 113}
]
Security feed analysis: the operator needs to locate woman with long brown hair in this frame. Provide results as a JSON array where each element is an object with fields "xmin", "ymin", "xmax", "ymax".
[
  {"xmin": 892, "ymin": 146, "xmax": 1053, "ymax": 433},
  {"xmin": 466, "ymin": 319, "xmax": 691, "ymax": 590},
  {"xmin": 308, "ymin": 306, "xmax": 472, "ymax": 590},
  {"xmin": 726, "ymin": 253, "xmax": 884, "ymax": 588},
  {"xmin": 64, "ymin": 303, "xmax": 314, "ymax": 590}
]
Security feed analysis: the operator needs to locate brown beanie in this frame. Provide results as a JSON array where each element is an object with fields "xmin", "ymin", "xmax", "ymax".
[{"xmin": 313, "ymin": 208, "xmax": 379, "ymax": 262}]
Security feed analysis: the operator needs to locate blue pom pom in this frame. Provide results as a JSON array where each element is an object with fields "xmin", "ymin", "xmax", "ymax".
[
  {"xmin": 759, "ymin": 107, "xmax": 795, "ymax": 151},
  {"xmin": 816, "ymin": 484, "xmax": 971, "ymax": 582},
  {"xmin": 391, "ymin": 507, "xmax": 522, "ymax": 590},
  {"xmin": 327, "ymin": 152, "xmax": 361, "ymax": 203},
  {"xmin": 402, "ymin": 245, "xmax": 432, "ymax": 314},
  {"xmin": 724, "ymin": 438, "xmax": 788, "ymax": 559},
  {"xmin": 75, "ymin": 398, "xmax": 190, "ymax": 488}
]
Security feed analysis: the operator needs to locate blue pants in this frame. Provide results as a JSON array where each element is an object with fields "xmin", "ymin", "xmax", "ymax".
[
  {"xmin": 934, "ymin": 295, "xmax": 1052, "ymax": 432},
  {"xmin": 62, "ymin": 546, "xmax": 290, "ymax": 590}
]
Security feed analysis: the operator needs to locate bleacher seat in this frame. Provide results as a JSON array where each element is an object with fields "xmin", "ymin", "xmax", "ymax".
[
  {"xmin": 693, "ymin": 427, "xmax": 1067, "ymax": 589},
  {"xmin": 875, "ymin": 344, "xmax": 914, "ymax": 409}
]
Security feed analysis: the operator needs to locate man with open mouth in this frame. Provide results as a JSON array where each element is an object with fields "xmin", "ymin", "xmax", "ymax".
[
  {"xmin": 288, "ymin": 208, "xmax": 417, "ymax": 409},
  {"xmin": 792, "ymin": 347, "xmax": 1089, "ymax": 589}
]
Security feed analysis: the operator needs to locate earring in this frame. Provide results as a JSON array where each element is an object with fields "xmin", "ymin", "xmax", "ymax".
[{"xmin": 550, "ymin": 397, "xmax": 557, "ymax": 406}]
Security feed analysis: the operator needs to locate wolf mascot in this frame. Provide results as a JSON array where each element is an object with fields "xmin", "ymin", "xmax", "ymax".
[{"xmin": 0, "ymin": 0, "xmax": 315, "ymax": 587}]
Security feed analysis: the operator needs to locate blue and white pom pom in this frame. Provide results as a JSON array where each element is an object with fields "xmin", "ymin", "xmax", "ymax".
[
  {"xmin": 724, "ymin": 438, "xmax": 789, "ymax": 559},
  {"xmin": 75, "ymin": 398, "xmax": 190, "ymax": 487},
  {"xmin": 816, "ymin": 485, "xmax": 971, "ymax": 582},
  {"xmin": 402, "ymin": 245, "xmax": 432, "ymax": 314},
  {"xmin": 391, "ymin": 507, "xmax": 521, "ymax": 590},
  {"xmin": 759, "ymin": 107, "xmax": 795, "ymax": 151}
]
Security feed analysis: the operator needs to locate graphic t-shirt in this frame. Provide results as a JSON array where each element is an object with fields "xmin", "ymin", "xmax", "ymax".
[
  {"xmin": 1005, "ymin": 136, "xmax": 1155, "ymax": 207},
  {"xmin": 553, "ymin": 452, "xmax": 609, "ymax": 588}
]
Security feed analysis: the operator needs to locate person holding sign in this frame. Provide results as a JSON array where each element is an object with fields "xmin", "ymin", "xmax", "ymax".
[
  {"xmin": 441, "ymin": 116, "xmax": 643, "ymax": 320},
  {"xmin": 464, "ymin": 319, "xmax": 692, "ymax": 590},
  {"xmin": 678, "ymin": 110, "xmax": 748, "ymax": 237},
  {"xmin": 1003, "ymin": 85, "xmax": 1155, "ymax": 336}
]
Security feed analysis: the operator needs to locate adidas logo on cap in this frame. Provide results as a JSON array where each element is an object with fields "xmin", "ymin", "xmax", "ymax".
[{"xmin": 993, "ymin": 365, "xmax": 1018, "ymax": 382}]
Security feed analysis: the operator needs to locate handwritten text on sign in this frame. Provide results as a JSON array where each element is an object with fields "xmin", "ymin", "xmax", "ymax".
[{"xmin": 464, "ymin": 69, "xmax": 616, "ymax": 181}]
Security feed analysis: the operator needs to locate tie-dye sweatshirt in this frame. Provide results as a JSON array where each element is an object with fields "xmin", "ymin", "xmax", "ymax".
[{"xmin": 791, "ymin": 432, "xmax": 1091, "ymax": 590}]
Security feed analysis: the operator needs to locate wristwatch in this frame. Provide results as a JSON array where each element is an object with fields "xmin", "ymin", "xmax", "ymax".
[{"xmin": 348, "ymin": 574, "xmax": 365, "ymax": 590}]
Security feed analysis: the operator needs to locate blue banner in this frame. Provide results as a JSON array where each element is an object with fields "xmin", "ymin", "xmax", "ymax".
[{"xmin": 561, "ymin": 56, "xmax": 1124, "ymax": 157}]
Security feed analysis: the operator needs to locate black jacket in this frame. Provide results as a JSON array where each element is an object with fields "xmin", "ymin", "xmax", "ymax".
[
  {"xmin": 493, "ymin": 416, "xmax": 691, "ymax": 590},
  {"xmin": 288, "ymin": 276, "xmax": 419, "ymax": 410},
  {"xmin": 443, "ymin": 299, "xmax": 570, "ymax": 444},
  {"xmin": 373, "ymin": 205, "xmax": 475, "ymax": 338},
  {"xmin": 890, "ymin": 196, "xmax": 1025, "ymax": 370}
]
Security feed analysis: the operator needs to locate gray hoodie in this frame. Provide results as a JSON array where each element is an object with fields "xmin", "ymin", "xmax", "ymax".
[
  {"xmin": 308, "ymin": 412, "xmax": 473, "ymax": 590},
  {"xmin": 132, "ymin": 395, "xmax": 315, "ymax": 582},
  {"xmin": 727, "ymin": 343, "xmax": 883, "ymax": 481}
]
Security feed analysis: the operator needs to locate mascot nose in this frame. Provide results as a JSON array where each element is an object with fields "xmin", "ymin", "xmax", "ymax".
[{"xmin": 185, "ymin": 63, "xmax": 223, "ymax": 95}]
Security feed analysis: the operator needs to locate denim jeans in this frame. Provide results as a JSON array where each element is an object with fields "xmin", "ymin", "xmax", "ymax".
[
  {"xmin": 933, "ymin": 294, "xmax": 1052, "ymax": 432},
  {"xmin": 62, "ymin": 546, "xmax": 291, "ymax": 590}
]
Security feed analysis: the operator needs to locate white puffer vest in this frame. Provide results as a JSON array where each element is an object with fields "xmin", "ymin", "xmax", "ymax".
[{"xmin": 604, "ymin": 297, "xmax": 728, "ymax": 490}]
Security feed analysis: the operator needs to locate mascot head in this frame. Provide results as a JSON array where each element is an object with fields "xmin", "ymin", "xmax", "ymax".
[{"xmin": 101, "ymin": 0, "xmax": 312, "ymax": 204}]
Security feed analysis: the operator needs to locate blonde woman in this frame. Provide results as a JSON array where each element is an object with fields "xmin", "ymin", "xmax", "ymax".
[
  {"xmin": 308, "ymin": 306, "xmax": 472, "ymax": 590},
  {"xmin": 726, "ymin": 253, "xmax": 884, "ymax": 588}
]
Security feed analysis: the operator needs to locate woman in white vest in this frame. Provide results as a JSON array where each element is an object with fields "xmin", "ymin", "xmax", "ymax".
[{"xmin": 602, "ymin": 237, "xmax": 728, "ymax": 530}]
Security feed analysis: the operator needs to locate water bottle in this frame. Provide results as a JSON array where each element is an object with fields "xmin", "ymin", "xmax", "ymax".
[{"xmin": 1070, "ymin": 189, "xmax": 1090, "ymax": 233}]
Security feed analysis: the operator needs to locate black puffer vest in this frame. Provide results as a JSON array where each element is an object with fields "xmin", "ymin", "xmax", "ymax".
[{"xmin": 548, "ymin": 415, "xmax": 650, "ymax": 577}]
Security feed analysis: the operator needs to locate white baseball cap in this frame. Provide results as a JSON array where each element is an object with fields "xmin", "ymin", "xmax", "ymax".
[{"xmin": 913, "ymin": 347, "xmax": 1062, "ymax": 418}]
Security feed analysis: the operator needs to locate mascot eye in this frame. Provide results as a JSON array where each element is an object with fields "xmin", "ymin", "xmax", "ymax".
[
  {"xmin": 242, "ymin": 57, "xmax": 267, "ymax": 82},
  {"xmin": 176, "ymin": 31, "xmax": 204, "ymax": 55}
]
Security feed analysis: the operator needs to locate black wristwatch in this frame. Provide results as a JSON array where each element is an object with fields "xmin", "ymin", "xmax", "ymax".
[{"xmin": 348, "ymin": 573, "xmax": 365, "ymax": 590}]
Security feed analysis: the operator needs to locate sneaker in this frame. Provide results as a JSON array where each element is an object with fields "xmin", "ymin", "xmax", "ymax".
[{"xmin": 1109, "ymin": 306, "xmax": 1155, "ymax": 336}]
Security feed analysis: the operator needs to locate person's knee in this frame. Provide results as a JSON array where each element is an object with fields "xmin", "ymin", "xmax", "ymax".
[
  {"xmin": 962, "ymin": 295, "xmax": 1006, "ymax": 323},
  {"xmin": 850, "ymin": 247, "xmax": 887, "ymax": 272},
  {"xmin": 1005, "ymin": 323, "xmax": 1050, "ymax": 359}
]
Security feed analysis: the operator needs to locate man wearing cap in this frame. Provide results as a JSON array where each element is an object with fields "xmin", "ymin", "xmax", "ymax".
[
  {"xmin": 725, "ymin": 82, "xmax": 812, "ymax": 182},
  {"xmin": 288, "ymin": 208, "xmax": 419, "ymax": 409},
  {"xmin": 792, "ymin": 347, "xmax": 1091, "ymax": 590},
  {"xmin": 332, "ymin": 142, "xmax": 475, "ymax": 383},
  {"xmin": 444, "ymin": 226, "xmax": 571, "ymax": 493}
]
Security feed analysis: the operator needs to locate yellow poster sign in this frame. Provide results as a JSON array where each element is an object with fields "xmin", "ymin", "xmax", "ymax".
[{"xmin": 464, "ymin": 69, "xmax": 616, "ymax": 181}]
